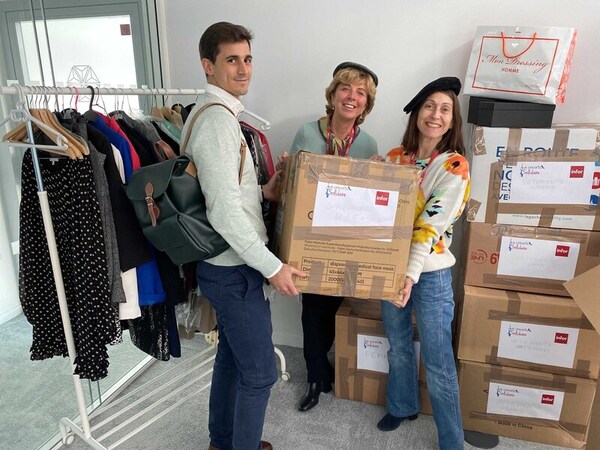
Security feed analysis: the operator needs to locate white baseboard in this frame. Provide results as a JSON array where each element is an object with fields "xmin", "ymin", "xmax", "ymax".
[
  {"xmin": 0, "ymin": 305, "xmax": 22, "ymax": 325},
  {"xmin": 273, "ymin": 332, "xmax": 302, "ymax": 348}
]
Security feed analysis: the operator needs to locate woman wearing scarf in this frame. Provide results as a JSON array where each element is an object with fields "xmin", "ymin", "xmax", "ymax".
[{"xmin": 289, "ymin": 61, "xmax": 379, "ymax": 412}]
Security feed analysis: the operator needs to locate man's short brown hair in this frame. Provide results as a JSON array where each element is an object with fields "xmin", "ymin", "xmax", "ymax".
[{"xmin": 199, "ymin": 22, "xmax": 254, "ymax": 63}]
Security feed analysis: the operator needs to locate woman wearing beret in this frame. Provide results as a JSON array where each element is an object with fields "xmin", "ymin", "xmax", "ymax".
[
  {"xmin": 286, "ymin": 61, "xmax": 379, "ymax": 412},
  {"xmin": 377, "ymin": 77, "xmax": 470, "ymax": 450}
]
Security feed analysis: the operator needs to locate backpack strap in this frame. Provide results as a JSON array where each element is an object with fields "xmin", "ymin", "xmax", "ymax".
[{"xmin": 180, "ymin": 102, "xmax": 246, "ymax": 183}]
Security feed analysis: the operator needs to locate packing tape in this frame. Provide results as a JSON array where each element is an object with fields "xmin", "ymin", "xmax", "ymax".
[
  {"xmin": 489, "ymin": 223, "xmax": 593, "ymax": 245},
  {"xmin": 495, "ymin": 203, "xmax": 600, "ymax": 229},
  {"xmin": 347, "ymin": 311, "xmax": 386, "ymax": 341},
  {"xmin": 485, "ymin": 365, "xmax": 579, "ymax": 393},
  {"xmin": 473, "ymin": 127, "xmax": 486, "ymax": 156},
  {"xmin": 342, "ymin": 261, "xmax": 359, "ymax": 297},
  {"xmin": 466, "ymin": 198, "xmax": 482, "ymax": 221},
  {"xmin": 486, "ymin": 345, "xmax": 594, "ymax": 378},
  {"xmin": 552, "ymin": 129, "xmax": 571, "ymax": 154},
  {"xmin": 369, "ymin": 275, "xmax": 386, "ymax": 300},
  {"xmin": 539, "ymin": 207, "xmax": 556, "ymax": 228},
  {"xmin": 291, "ymin": 225, "xmax": 413, "ymax": 240},
  {"xmin": 349, "ymin": 161, "xmax": 370, "ymax": 179},
  {"xmin": 486, "ymin": 290, "xmax": 595, "ymax": 329},
  {"xmin": 353, "ymin": 369, "xmax": 387, "ymax": 405},
  {"xmin": 307, "ymin": 260, "xmax": 325, "ymax": 293},
  {"xmin": 506, "ymin": 128, "xmax": 523, "ymax": 154},
  {"xmin": 506, "ymin": 290, "xmax": 521, "ymax": 316},
  {"xmin": 481, "ymin": 273, "xmax": 568, "ymax": 293},
  {"xmin": 485, "ymin": 161, "xmax": 503, "ymax": 224},
  {"xmin": 588, "ymin": 232, "xmax": 600, "ymax": 256},
  {"xmin": 337, "ymin": 356, "xmax": 350, "ymax": 398},
  {"xmin": 466, "ymin": 411, "xmax": 588, "ymax": 438}
]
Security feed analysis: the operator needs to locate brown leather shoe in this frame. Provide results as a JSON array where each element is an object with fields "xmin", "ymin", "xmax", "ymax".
[{"xmin": 208, "ymin": 441, "xmax": 272, "ymax": 450}]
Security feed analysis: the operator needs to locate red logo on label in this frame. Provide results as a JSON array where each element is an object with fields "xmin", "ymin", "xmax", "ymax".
[
  {"xmin": 375, "ymin": 191, "xmax": 390, "ymax": 206},
  {"xmin": 555, "ymin": 245, "xmax": 570, "ymax": 257},
  {"xmin": 593, "ymin": 172, "xmax": 600, "ymax": 189},
  {"xmin": 554, "ymin": 333, "xmax": 569, "ymax": 344},
  {"xmin": 541, "ymin": 394, "xmax": 555, "ymax": 405},
  {"xmin": 570, "ymin": 166, "xmax": 584, "ymax": 178}
]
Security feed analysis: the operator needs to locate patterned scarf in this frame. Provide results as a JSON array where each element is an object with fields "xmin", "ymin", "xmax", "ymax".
[{"xmin": 318, "ymin": 116, "xmax": 359, "ymax": 157}]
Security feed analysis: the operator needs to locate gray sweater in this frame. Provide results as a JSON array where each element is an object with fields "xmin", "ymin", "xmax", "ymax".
[{"xmin": 182, "ymin": 85, "xmax": 282, "ymax": 278}]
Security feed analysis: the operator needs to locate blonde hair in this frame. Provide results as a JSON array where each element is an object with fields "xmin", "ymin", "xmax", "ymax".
[{"xmin": 325, "ymin": 68, "xmax": 377, "ymax": 125}]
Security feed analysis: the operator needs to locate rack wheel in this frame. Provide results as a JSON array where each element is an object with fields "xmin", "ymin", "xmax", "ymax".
[
  {"xmin": 281, "ymin": 371, "xmax": 290, "ymax": 382},
  {"xmin": 64, "ymin": 433, "xmax": 75, "ymax": 445}
]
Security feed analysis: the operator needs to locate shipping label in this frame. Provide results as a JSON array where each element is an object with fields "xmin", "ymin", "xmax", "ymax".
[
  {"xmin": 497, "ymin": 236, "xmax": 580, "ymax": 281},
  {"xmin": 509, "ymin": 161, "xmax": 599, "ymax": 205},
  {"xmin": 487, "ymin": 382, "xmax": 564, "ymax": 421},
  {"xmin": 497, "ymin": 321, "xmax": 579, "ymax": 368},
  {"xmin": 312, "ymin": 181, "xmax": 399, "ymax": 230},
  {"xmin": 357, "ymin": 334, "xmax": 420, "ymax": 374}
]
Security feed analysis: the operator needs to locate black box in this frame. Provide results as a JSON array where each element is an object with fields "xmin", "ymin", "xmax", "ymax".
[{"xmin": 467, "ymin": 96, "xmax": 555, "ymax": 128}]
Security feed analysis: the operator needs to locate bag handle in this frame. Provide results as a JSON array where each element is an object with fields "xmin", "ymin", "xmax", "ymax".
[
  {"xmin": 501, "ymin": 32, "xmax": 537, "ymax": 59},
  {"xmin": 180, "ymin": 102, "xmax": 246, "ymax": 183}
]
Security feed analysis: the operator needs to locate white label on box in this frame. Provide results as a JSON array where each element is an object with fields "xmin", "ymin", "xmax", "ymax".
[
  {"xmin": 356, "ymin": 334, "xmax": 420, "ymax": 374},
  {"xmin": 487, "ymin": 382, "xmax": 564, "ymax": 421},
  {"xmin": 313, "ymin": 182, "xmax": 399, "ymax": 229},
  {"xmin": 497, "ymin": 321, "xmax": 579, "ymax": 368},
  {"xmin": 509, "ymin": 161, "xmax": 599, "ymax": 205},
  {"xmin": 357, "ymin": 334, "xmax": 390, "ymax": 373},
  {"xmin": 497, "ymin": 236, "xmax": 579, "ymax": 281}
]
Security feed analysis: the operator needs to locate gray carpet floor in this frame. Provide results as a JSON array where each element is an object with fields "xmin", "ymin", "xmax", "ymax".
[
  {"xmin": 0, "ymin": 314, "xmax": 151, "ymax": 450},
  {"xmin": 50, "ymin": 336, "xmax": 570, "ymax": 450}
]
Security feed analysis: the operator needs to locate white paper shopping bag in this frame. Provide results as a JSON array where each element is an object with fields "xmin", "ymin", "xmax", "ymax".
[{"xmin": 464, "ymin": 26, "xmax": 577, "ymax": 104}]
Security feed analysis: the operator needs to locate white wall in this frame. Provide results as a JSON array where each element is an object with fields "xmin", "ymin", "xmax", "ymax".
[
  {"xmin": 159, "ymin": 0, "xmax": 600, "ymax": 347},
  {"xmin": 0, "ymin": 31, "xmax": 21, "ymax": 325}
]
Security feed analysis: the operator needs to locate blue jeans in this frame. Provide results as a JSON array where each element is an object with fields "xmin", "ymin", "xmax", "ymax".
[
  {"xmin": 381, "ymin": 268, "xmax": 463, "ymax": 450},
  {"xmin": 197, "ymin": 262, "xmax": 278, "ymax": 450}
]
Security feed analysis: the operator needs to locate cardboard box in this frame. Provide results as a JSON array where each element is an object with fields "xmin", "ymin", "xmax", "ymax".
[
  {"xmin": 275, "ymin": 151, "xmax": 420, "ymax": 300},
  {"xmin": 564, "ymin": 265, "xmax": 600, "ymax": 450},
  {"xmin": 468, "ymin": 96, "xmax": 555, "ymax": 129},
  {"xmin": 463, "ymin": 222, "xmax": 600, "ymax": 297},
  {"xmin": 458, "ymin": 285, "xmax": 600, "ymax": 379},
  {"xmin": 459, "ymin": 360, "xmax": 596, "ymax": 448},
  {"xmin": 335, "ymin": 299, "xmax": 431, "ymax": 414},
  {"xmin": 466, "ymin": 125, "xmax": 600, "ymax": 231}
]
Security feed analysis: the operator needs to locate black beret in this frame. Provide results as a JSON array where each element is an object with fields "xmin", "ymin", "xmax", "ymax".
[
  {"xmin": 333, "ymin": 61, "xmax": 379, "ymax": 87},
  {"xmin": 403, "ymin": 76, "xmax": 461, "ymax": 114}
]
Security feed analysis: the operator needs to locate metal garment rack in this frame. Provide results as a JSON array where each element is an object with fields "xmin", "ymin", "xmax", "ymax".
[{"xmin": 0, "ymin": 84, "xmax": 287, "ymax": 450}]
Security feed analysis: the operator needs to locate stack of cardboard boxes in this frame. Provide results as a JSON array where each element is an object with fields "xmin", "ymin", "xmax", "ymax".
[
  {"xmin": 458, "ymin": 124, "xmax": 600, "ymax": 448},
  {"xmin": 274, "ymin": 151, "xmax": 427, "ymax": 411}
]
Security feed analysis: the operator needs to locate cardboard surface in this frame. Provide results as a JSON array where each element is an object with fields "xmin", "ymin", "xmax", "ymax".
[
  {"xmin": 459, "ymin": 360, "xmax": 595, "ymax": 448},
  {"xmin": 335, "ymin": 299, "xmax": 431, "ymax": 414},
  {"xmin": 564, "ymin": 265, "xmax": 600, "ymax": 450},
  {"xmin": 275, "ymin": 151, "xmax": 420, "ymax": 300},
  {"xmin": 458, "ymin": 285, "xmax": 600, "ymax": 379},
  {"xmin": 466, "ymin": 125, "xmax": 600, "ymax": 231},
  {"xmin": 463, "ymin": 222, "xmax": 600, "ymax": 297}
]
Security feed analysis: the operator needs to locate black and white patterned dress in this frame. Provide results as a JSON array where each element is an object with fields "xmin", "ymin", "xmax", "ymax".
[{"xmin": 19, "ymin": 150, "xmax": 120, "ymax": 381}]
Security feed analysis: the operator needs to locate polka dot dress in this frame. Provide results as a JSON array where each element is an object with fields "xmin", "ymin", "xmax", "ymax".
[{"xmin": 19, "ymin": 150, "xmax": 120, "ymax": 381}]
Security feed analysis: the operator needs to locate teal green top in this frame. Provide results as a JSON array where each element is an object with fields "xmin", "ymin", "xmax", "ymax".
[{"xmin": 290, "ymin": 120, "xmax": 378, "ymax": 158}]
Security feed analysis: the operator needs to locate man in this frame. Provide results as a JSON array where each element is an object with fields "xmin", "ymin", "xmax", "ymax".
[{"xmin": 183, "ymin": 22, "xmax": 304, "ymax": 450}]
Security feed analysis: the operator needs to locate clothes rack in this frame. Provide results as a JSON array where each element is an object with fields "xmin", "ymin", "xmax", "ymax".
[{"xmin": 0, "ymin": 84, "xmax": 287, "ymax": 450}]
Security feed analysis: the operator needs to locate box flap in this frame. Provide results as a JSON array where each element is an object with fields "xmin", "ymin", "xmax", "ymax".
[{"xmin": 564, "ymin": 265, "xmax": 600, "ymax": 332}]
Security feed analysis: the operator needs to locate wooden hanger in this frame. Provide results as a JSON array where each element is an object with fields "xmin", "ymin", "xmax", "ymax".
[
  {"xmin": 1, "ymin": 94, "xmax": 71, "ymax": 159},
  {"xmin": 29, "ymin": 108, "xmax": 79, "ymax": 159}
]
